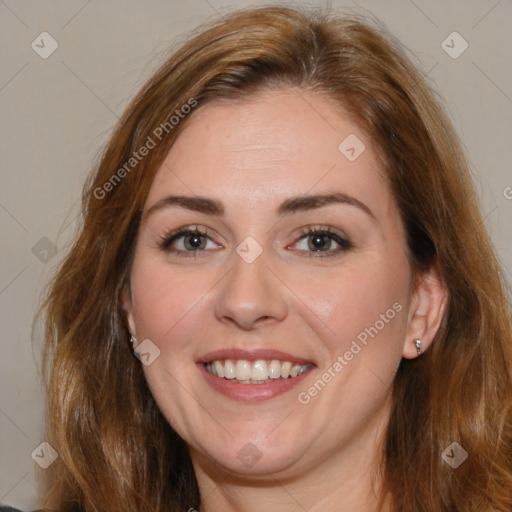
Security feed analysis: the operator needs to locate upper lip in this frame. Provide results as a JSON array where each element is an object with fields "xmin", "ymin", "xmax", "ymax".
[{"xmin": 196, "ymin": 348, "xmax": 315, "ymax": 366}]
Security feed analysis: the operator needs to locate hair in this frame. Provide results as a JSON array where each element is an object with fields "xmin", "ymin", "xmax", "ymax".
[{"xmin": 36, "ymin": 4, "xmax": 512, "ymax": 512}]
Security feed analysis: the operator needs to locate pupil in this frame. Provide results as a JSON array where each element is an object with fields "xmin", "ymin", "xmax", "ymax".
[
  {"xmin": 187, "ymin": 235, "xmax": 204, "ymax": 249},
  {"xmin": 310, "ymin": 235, "xmax": 328, "ymax": 250}
]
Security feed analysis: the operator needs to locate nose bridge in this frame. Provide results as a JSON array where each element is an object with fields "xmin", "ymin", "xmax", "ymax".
[{"xmin": 214, "ymin": 240, "xmax": 287, "ymax": 329}]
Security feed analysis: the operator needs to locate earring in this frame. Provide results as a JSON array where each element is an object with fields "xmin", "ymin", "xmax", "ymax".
[
  {"xmin": 130, "ymin": 335, "xmax": 137, "ymax": 344},
  {"xmin": 413, "ymin": 338, "xmax": 422, "ymax": 355}
]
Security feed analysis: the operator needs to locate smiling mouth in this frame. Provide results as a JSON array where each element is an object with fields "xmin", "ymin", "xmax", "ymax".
[{"xmin": 205, "ymin": 359, "xmax": 313, "ymax": 383}]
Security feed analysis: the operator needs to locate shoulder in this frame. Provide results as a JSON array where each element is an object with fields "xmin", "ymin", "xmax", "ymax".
[
  {"xmin": 0, "ymin": 508, "xmax": 55, "ymax": 512},
  {"xmin": 0, "ymin": 506, "xmax": 83, "ymax": 512},
  {"xmin": 0, "ymin": 505, "xmax": 84, "ymax": 512}
]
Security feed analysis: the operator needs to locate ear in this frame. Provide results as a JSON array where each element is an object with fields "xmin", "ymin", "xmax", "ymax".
[
  {"xmin": 402, "ymin": 263, "xmax": 448, "ymax": 359},
  {"xmin": 121, "ymin": 284, "xmax": 137, "ymax": 338}
]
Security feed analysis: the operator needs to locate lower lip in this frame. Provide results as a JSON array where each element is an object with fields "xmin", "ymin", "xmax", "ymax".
[{"xmin": 197, "ymin": 363, "xmax": 315, "ymax": 402}]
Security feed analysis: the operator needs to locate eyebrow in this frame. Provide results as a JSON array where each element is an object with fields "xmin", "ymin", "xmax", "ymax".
[{"xmin": 144, "ymin": 192, "xmax": 375, "ymax": 220}]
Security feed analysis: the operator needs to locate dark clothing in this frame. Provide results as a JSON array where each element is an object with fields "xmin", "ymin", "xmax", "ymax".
[
  {"xmin": 0, "ymin": 507, "xmax": 51, "ymax": 512},
  {"xmin": 0, "ymin": 505, "xmax": 83, "ymax": 512}
]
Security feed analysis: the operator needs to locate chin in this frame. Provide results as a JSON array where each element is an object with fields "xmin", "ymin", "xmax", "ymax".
[{"xmin": 189, "ymin": 428, "xmax": 314, "ymax": 479}]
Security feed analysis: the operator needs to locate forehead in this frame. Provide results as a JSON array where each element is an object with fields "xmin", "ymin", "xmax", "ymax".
[{"xmin": 145, "ymin": 88, "xmax": 389, "ymax": 213}]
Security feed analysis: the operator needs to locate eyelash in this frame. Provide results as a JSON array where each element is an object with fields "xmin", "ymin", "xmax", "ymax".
[{"xmin": 157, "ymin": 225, "xmax": 352, "ymax": 258}]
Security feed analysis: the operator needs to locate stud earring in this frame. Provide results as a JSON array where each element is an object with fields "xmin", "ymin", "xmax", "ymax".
[
  {"xmin": 130, "ymin": 335, "xmax": 137, "ymax": 344},
  {"xmin": 413, "ymin": 338, "xmax": 422, "ymax": 355}
]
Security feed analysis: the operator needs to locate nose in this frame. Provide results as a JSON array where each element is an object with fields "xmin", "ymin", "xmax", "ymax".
[{"xmin": 214, "ymin": 247, "xmax": 288, "ymax": 331}]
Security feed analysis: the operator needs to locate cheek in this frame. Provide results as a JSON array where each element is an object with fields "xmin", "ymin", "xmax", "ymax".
[
  {"xmin": 129, "ymin": 255, "xmax": 211, "ymax": 348},
  {"xmin": 292, "ymin": 253, "xmax": 410, "ymax": 360}
]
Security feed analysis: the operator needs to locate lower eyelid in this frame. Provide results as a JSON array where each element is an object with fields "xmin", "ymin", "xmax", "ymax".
[
  {"xmin": 294, "ymin": 228, "xmax": 351, "ymax": 247},
  {"xmin": 163, "ymin": 233, "xmax": 219, "ymax": 252},
  {"xmin": 292, "ymin": 238, "xmax": 350, "ymax": 255}
]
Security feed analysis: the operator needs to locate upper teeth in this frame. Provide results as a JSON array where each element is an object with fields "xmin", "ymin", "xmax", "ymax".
[{"xmin": 205, "ymin": 359, "xmax": 312, "ymax": 382}]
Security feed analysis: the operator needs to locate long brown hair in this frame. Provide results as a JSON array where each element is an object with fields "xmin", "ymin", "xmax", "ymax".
[{"xmin": 37, "ymin": 5, "xmax": 512, "ymax": 511}]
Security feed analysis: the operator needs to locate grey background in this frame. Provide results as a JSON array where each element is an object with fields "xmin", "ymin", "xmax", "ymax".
[{"xmin": 0, "ymin": 0, "xmax": 510, "ymax": 508}]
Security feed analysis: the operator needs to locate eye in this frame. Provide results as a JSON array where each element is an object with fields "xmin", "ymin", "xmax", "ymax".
[
  {"xmin": 157, "ymin": 225, "xmax": 351, "ymax": 258},
  {"xmin": 158, "ymin": 225, "xmax": 220, "ymax": 256},
  {"xmin": 291, "ymin": 226, "xmax": 352, "ymax": 257}
]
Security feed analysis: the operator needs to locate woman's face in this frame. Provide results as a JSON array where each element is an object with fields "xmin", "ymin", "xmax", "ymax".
[{"xmin": 124, "ymin": 88, "xmax": 418, "ymax": 477}]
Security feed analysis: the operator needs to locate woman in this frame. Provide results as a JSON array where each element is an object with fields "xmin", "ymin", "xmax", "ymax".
[{"xmin": 34, "ymin": 5, "xmax": 512, "ymax": 512}]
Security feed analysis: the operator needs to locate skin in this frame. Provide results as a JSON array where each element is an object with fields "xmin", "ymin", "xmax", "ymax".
[{"xmin": 123, "ymin": 88, "xmax": 447, "ymax": 512}]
